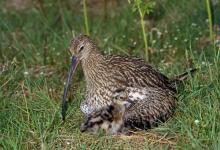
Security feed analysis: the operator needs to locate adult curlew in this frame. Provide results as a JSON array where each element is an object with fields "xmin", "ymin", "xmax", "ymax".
[{"xmin": 62, "ymin": 34, "xmax": 196, "ymax": 130}]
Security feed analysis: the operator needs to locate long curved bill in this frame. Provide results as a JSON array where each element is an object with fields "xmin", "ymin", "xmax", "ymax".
[{"xmin": 61, "ymin": 56, "xmax": 79, "ymax": 121}]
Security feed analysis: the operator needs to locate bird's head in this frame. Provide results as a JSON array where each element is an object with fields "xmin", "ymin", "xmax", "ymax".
[
  {"xmin": 112, "ymin": 89, "xmax": 133, "ymax": 106},
  {"xmin": 61, "ymin": 34, "xmax": 96, "ymax": 121},
  {"xmin": 69, "ymin": 34, "xmax": 95, "ymax": 61}
]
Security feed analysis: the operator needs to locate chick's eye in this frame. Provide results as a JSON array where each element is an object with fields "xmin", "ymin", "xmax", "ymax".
[{"xmin": 79, "ymin": 45, "xmax": 84, "ymax": 52}]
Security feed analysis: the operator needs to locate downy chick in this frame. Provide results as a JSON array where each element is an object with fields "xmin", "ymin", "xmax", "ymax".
[{"xmin": 80, "ymin": 89, "xmax": 132, "ymax": 135}]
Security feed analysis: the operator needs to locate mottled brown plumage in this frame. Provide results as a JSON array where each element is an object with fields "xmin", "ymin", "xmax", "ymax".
[
  {"xmin": 66, "ymin": 34, "xmax": 194, "ymax": 129},
  {"xmin": 80, "ymin": 89, "xmax": 131, "ymax": 135}
]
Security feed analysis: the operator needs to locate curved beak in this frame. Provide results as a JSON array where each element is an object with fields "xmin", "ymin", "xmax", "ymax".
[{"xmin": 61, "ymin": 55, "xmax": 79, "ymax": 121}]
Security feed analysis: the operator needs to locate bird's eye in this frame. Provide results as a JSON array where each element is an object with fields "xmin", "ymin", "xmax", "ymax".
[{"xmin": 79, "ymin": 45, "xmax": 84, "ymax": 52}]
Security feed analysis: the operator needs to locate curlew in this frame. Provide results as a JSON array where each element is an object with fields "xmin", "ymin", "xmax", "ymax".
[
  {"xmin": 80, "ymin": 88, "xmax": 132, "ymax": 135},
  {"xmin": 62, "ymin": 34, "xmax": 196, "ymax": 130}
]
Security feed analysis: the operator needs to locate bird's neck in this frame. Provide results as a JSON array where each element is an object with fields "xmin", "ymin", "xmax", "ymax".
[
  {"xmin": 112, "ymin": 103, "xmax": 125, "ymax": 121},
  {"xmin": 81, "ymin": 49, "xmax": 106, "ymax": 88}
]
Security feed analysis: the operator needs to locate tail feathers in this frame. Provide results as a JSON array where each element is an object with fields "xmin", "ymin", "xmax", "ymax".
[{"xmin": 170, "ymin": 68, "xmax": 197, "ymax": 86}]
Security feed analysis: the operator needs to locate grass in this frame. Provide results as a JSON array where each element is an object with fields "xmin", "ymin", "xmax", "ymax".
[{"xmin": 0, "ymin": 0, "xmax": 220, "ymax": 149}]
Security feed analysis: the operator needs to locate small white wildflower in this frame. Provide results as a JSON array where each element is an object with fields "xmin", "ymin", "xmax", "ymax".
[
  {"xmin": 40, "ymin": 72, "xmax": 44, "ymax": 75},
  {"xmin": 184, "ymin": 39, "xmax": 188, "ymax": 42},
  {"xmin": 64, "ymin": 82, "xmax": 66, "ymax": 85},
  {"xmin": 49, "ymin": 88, "xmax": 52, "ymax": 92},
  {"xmin": 66, "ymin": 142, "xmax": 70, "ymax": 145},
  {"xmin": 159, "ymin": 49, "xmax": 164, "ymax": 52},
  {"xmin": 174, "ymin": 37, "xmax": 178, "ymax": 41},
  {"xmin": 194, "ymin": 119, "xmax": 200, "ymax": 125},
  {"xmin": 157, "ymin": 31, "xmax": 162, "ymax": 38},
  {"xmin": 104, "ymin": 38, "xmax": 108, "ymax": 42},
  {"xmin": 191, "ymin": 23, "xmax": 197, "ymax": 27},
  {"xmin": 24, "ymin": 71, "xmax": 29, "ymax": 75},
  {"xmin": 165, "ymin": 30, "xmax": 168, "ymax": 34},
  {"xmin": 152, "ymin": 40, "xmax": 156, "ymax": 44},
  {"xmin": 215, "ymin": 39, "xmax": 220, "ymax": 44},
  {"xmin": 195, "ymin": 37, "xmax": 199, "ymax": 41},
  {"xmin": 202, "ymin": 61, "xmax": 206, "ymax": 65},
  {"xmin": 205, "ymin": 19, "xmax": 209, "ymax": 23},
  {"xmin": 56, "ymin": 52, "xmax": 60, "ymax": 56}
]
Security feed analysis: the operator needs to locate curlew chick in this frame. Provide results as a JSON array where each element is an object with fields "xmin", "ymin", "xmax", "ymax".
[{"xmin": 80, "ymin": 89, "xmax": 132, "ymax": 135}]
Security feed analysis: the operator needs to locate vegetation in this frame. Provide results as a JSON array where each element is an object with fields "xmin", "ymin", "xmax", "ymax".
[{"xmin": 0, "ymin": 0, "xmax": 220, "ymax": 149}]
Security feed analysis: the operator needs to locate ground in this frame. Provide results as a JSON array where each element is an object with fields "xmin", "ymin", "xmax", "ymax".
[{"xmin": 0, "ymin": 0, "xmax": 220, "ymax": 149}]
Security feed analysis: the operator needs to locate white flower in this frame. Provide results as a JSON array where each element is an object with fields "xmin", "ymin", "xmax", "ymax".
[
  {"xmin": 24, "ymin": 71, "xmax": 29, "ymax": 75},
  {"xmin": 104, "ymin": 38, "xmax": 108, "ymax": 42},
  {"xmin": 184, "ymin": 39, "xmax": 188, "ymax": 42},
  {"xmin": 40, "ymin": 72, "xmax": 44, "ymax": 75},
  {"xmin": 201, "ymin": 61, "xmax": 206, "ymax": 66},
  {"xmin": 194, "ymin": 119, "xmax": 200, "ymax": 125},
  {"xmin": 174, "ymin": 37, "xmax": 178, "ymax": 41},
  {"xmin": 152, "ymin": 40, "xmax": 156, "ymax": 44},
  {"xmin": 205, "ymin": 19, "xmax": 209, "ymax": 23},
  {"xmin": 157, "ymin": 31, "xmax": 162, "ymax": 36},
  {"xmin": 191, "ymin": 23, "xmax": 197, "ymax": 27}
]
